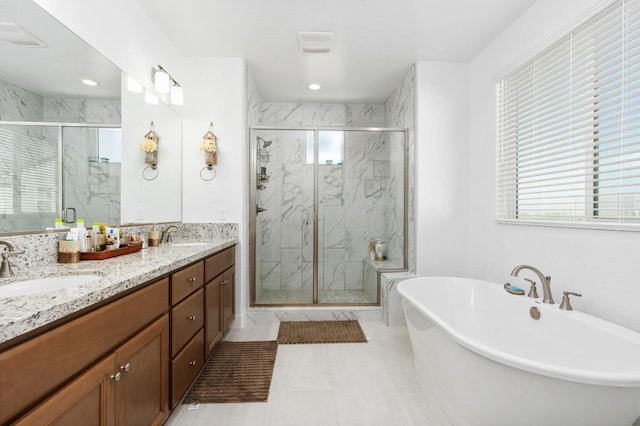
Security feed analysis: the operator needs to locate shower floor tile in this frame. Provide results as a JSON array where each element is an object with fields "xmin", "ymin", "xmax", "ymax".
[{"xmin": 166, "ymin": 321, "xmax": 451, "ymax": 426}]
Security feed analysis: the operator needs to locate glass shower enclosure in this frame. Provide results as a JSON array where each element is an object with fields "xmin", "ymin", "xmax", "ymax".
[{"xmin": 250, "ymin": 127, "xmax": 407, "ymax": 306}]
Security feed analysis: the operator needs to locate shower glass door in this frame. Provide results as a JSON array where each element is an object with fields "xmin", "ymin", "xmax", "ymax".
[
  {"xmin": 253, "ymin": 129, "xmax": 315, "ymax": 304},
  {"xmin": 251, "ymin": 128, "xmax": 406, "ymax": 306}
]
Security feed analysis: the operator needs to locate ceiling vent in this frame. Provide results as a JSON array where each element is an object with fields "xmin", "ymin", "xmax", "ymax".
[
  {"xmin": 297, "ymin": 31, "xmax": 333, "ymax": 54},
  {"xmin": 0, "ymin": 23, "xmax": 47, "ymax": 47}
]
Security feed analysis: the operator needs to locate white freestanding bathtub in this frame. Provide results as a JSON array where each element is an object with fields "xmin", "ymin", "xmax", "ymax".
[{"xmin": 398, "ymin": 276, "xmax": 640, "ymax": 426}]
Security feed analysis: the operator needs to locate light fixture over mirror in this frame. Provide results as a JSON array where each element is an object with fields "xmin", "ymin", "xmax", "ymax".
[{"xmin": 151, "ymin": 64, "xmax": 183, "ymax": 106}]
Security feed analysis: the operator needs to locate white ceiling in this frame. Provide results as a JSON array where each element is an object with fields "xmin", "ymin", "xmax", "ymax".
[
  {"xmin": 0, "ymin": 0, "xmax": 121, "ymax": 99},
  {"xmin": 137, "ymin": 0, "xmax": 537, "ymax": 103}
]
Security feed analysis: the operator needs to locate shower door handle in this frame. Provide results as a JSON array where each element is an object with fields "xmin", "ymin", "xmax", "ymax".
[{"xmin": 257, "ymin": 206, "xmax": 267, "ymax": 214}]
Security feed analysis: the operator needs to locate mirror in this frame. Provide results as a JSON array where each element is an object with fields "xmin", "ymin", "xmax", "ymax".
[{"xmin": 0, "ymin": 0, "xmax": 182, "ymax": 233}]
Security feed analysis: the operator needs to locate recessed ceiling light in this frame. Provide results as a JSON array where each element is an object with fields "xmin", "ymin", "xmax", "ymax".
[
  {"xmin": 82, "ymin": 79, "xmax": 98, "ymax": 86},
  {"xmin": 308, "ymin": 83, "xmax": 321, "ymax": 90}
]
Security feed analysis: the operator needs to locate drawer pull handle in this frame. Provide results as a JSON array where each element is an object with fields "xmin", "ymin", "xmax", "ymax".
[
  {"xmin": 189, "ymin": 360, "xmax": 196, "ymax": 366},
  {"xmin": 188, "ymin": 277, "xmax": 197, "ymax": 282},
  {"xmin": 120, "ymin": 363, "xmax": 131, "ymax": 373},
  {"xmin": 110, "ymin": 372, "xmax": 121, "ymax": 382},
  {"xmin": 188, "ymin": 315, "xmax": 196, "ymax": 321}
]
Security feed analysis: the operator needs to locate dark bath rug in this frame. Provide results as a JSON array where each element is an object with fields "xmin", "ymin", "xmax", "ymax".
[
  {"xmin": 277, "ymin": 320, "xmax": 368, "ymax": 344},
  {"xmin": 183, "ymin": 340, "xmax": 278, "ymax": 404}
]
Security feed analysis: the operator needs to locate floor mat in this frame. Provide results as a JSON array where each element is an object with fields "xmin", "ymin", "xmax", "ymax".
[
  {"xmin": 182, "ymin": 340, "xmax": 278, "ymax": 404},
  {"xmin": 277, "ymin": 320, "xmax": 368, "ymax": 344}
]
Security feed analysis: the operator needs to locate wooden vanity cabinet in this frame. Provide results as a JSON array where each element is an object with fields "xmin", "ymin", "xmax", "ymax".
[
  {"xmin": 204, "ymin": 246, "xmax": 235, "ymax": 358},
  {"xmin": 169, "ymin": 261, "xmax": 205, "ymax": 408},
  {"xmin": 4, "ymin": 280, "xmax": 170, "ymax": 425}
]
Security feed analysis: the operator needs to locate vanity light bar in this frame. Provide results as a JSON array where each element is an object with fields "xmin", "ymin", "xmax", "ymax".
[{"xmin": 150, "ymin": 65, "xmax": 183, "ymax": 105}]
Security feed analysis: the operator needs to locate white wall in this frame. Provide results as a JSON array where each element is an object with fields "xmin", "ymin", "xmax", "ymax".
[
  {"xmin": 180, "ymin": 57, "xmax": 248, "ymax": 323},
  {"xmin": 120, "ymin": 74, "xmax": 182, "ymax": 224},
  {"xmin": 415, "ymin": 62, "xmax": 470, "ymax": 276},
  {"xmin": 467, "ymin": 0, "xmax": 640, "ymax": 332},
  {"xmin": 33, "ymin": 0, "xmax": 182, "ymax": 97}
]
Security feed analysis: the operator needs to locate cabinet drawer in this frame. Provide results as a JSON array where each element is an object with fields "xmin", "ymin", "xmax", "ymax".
[
  {"xmin": 0, "ymin": 278, "xmax": 169, "ymax": 425},
  {"xmin": 171, "ymin": 288, "xmax": 204, "ymax": 356},
  {"xmin": 171, "ymin": 329, "xmax": 204, "ymax": 408},
  {"xmin": 204, "ymin": 245, "xmax": 235, "ymax": 283},
  {"xmin": 171, "ymin": 261, "xmax": 204, "ymax": 305}
]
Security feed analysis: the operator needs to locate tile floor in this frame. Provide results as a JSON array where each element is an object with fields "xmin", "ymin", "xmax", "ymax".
[{"xmin": 166, "ymin": 321, "xmax": 451, "ymax": 426}]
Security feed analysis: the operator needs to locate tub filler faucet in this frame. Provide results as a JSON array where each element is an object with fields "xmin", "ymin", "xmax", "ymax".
[
  {"xmin": 0, "ymin": 240, "xmax": 25, "ymax": 278},
  {"xmin": 510, "ymin": 265, "xmax": 554, "ymax": 304}
]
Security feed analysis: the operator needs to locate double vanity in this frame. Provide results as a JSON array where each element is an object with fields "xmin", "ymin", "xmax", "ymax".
[{"xmin": 0, "ymin": 238, "xmax": 237, "ymax": 425}]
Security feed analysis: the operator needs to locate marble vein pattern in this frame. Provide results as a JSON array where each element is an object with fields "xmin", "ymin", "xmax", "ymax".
[
  {"xmin": 249, "ymin": 72, "xmax": 415, "ymax": 301},
  {"xmin": 0, "ymin": 236, "xmax": 238, "ymax": 344},
  {"xmin": 0, "ymin": 79, "xmax": 43, "ymax": 121},
  {"xmin": 1, "ymin": 78, "xmax": 122, "ymax": 232},
  {"xmin": 385, "ymin": 65, "xmax": 416, "ymax": 272}
]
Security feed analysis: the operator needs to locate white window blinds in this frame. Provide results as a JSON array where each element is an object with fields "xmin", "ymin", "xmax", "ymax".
[{"xmin": 497, "ymin": 0, "xmax": 640, "ymax": 228}]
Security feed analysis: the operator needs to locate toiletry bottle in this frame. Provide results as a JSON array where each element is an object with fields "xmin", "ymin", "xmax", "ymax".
[
  {"xmin": 91, "ymin": 222, "xmax": 99, "ymax": 251},
  {"xmin": 108, "ymin": 227, "xmax": 121, "ymax": 249},
  {"xmin": 77, "ymin": 219, "xmax": 87, "ymax": 252},
  {"xmin": 369, "ymin": 239, "xmax": 375, "ymax": 261},
  {"xmin": 54, "ymin": 218, "xmax": 65, "ymax": 229}
]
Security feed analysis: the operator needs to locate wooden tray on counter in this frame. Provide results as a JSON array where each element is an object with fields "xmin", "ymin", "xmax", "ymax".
[{"xmin": 80, "ymin": 241, "xmax": 143, "ymax": 260}]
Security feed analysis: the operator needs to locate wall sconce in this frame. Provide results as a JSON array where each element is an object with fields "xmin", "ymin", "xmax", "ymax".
[
  {"xmin": 199, "ymin": 122, "xmax": 217, "ymax": 181},
  {"xmin": 152, "ymin": 65, "xmax": 184, "ymax": 106},
  {"xmin": 140, "ymin": 121, "xmax": 159, "ymax": 180}
]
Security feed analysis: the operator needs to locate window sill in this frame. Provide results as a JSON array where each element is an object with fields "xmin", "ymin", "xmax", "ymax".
[{"xmin": 495, "ymin": 219, "xmax": 640, "ymax": 232}]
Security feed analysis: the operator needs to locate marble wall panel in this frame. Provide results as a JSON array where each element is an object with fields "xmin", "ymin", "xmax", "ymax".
[
  {"xmin": 345, "ymin": 261, "xmax": 364, "ymax": 290},
  {"xmin": 252, "ymin": 96, "xmax": 410, "ymax": 299},
  {"xmin": 281, "ymin": 248, "xmax": 303, "ymax": 290},
  {"xmin": 0, "ymin": 79, "xmax": 43, "ymax": 121},
  {"xmin": 323, "ymin": 248, "xmax": 345, "ymax": 290},
  {"xmin": 323, "ymin": 205, "xmax": 345, "ymax": 249},
  {"xmin": 43, "ymin": 98, "xmax": 121, "ymax": 123},
  {"xmin": 261, "ymin": 261, "xmax": 282, "ymax": 291},
  {"xmin": 385, "ymin": 66, "xmax": 416, "ymax": 272},
  {"xmin": 345, "ymin": 218, "xmax": 368, "ymax": 262}
]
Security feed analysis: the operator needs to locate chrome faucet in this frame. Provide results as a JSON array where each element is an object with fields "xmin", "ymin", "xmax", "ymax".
[
  {"xmin": 0, "ymin": 240, "xmax": 25, "ymax": 278},
  {"xmin": 510, "ymin": 265, "xmax": 554, "ymax": 304},
  {"xmin": 160, "ymin": 225, "xmax": 178, "ymax": 243}
]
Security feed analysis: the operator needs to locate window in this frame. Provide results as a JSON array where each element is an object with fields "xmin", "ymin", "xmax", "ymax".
[
  {"xmin": 496, "ymin": 0, "xmax": 640, "ymax": 229},
  {"xmin": 306, "ymin": 131, "xmax": 344, "ymax": 165}
]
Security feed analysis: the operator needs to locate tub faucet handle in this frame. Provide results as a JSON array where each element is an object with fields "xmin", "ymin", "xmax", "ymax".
[
  {"xmin": 524, "ymin": 278, "xmax": 538, "ymax": 298},
  {"xmin": 559, "ymin": 291, "xmax": 582, "ymax": 311}
]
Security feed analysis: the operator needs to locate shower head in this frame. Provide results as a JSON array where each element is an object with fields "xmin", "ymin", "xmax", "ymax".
[{"xmin": 257, "ymin": 136, "xmax": 272, "ymax": 148}]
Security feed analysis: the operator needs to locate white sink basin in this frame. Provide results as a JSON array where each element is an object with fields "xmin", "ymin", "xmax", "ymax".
[
  {"xmin": 171, "ymin": 242, "xmax": 210, "ymax": 247},
  {"xmin": 0, "ymin": 274, "xmax": 102, "ymax": 298}
]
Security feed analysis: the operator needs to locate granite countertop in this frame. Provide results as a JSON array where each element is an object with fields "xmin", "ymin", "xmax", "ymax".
[{"xmin": 0, "ymin": 238, "xmax": 238, "ymax": 346}]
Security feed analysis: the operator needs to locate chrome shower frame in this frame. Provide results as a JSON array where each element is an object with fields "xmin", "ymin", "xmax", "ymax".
[{"xmin": 249, "ymin": 126, "xmax": 409, "ymax": 307}]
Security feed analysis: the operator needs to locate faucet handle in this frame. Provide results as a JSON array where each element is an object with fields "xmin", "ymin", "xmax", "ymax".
[
  {"xmin": 559, "ymin": 291, "xmax": 582, "ymax": 311},
  {"xmin": 524, "ymin": 278, "xmax": 539, "ymax": 298}
]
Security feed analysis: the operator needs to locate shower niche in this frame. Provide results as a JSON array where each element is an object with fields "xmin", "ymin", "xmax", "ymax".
[{"xmin": 250, "ymin": 127, "xmax": 407, "ymax": 306}]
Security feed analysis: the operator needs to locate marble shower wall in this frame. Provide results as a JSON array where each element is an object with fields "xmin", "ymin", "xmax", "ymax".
[
  {"xmin": 62, "ymin": 127, "xmax": 121, "ymax": 227},
  {"xmin": 254, "ymin": 103, "xmax": 401, "ymax": 297},
  {"xmin": 0, "ymin": 78, "xmax": 121, "ymax": 232},
  {"xmin": 385, "ymin": 66, "xmax": 416, "ymax": 272}
]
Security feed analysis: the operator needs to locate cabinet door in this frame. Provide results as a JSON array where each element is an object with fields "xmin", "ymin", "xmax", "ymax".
[
  {"xmin": 205, "ymin": 274, "xmax": 224, "ymax": 357},
  {"xmin": 222, "ymin": 267, "xmax": 235, "ymax": 332},
  {"xmin": 14, "ymin": 354, "xmax": 116, "ymax": 426},
  {"xmin": 115, "ymin": 315, "xmax": 169, "ymax": 426}
]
